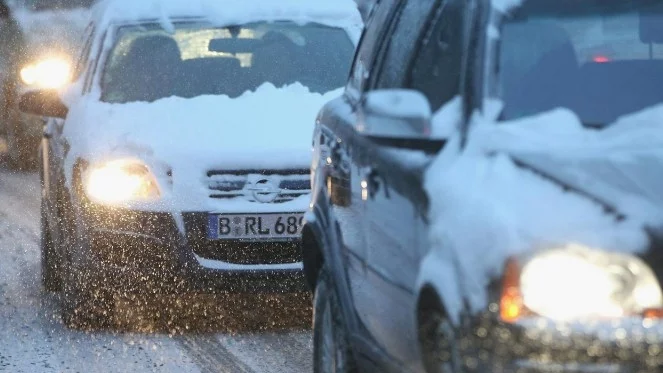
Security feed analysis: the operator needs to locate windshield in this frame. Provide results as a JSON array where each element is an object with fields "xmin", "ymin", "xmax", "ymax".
[
  {"xmin": 22, "ymin": 0, "xmax": 96, "ymax": 10},
  {"xmin": 498, "ymin": 0, "xmax": 663, "ymax": 125},
  {"xmin": 101, "ymin": 22, "xmax": 355, "ymax": 103}
]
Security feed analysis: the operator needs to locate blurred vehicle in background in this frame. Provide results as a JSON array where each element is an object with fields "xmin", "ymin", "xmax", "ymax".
[
  {"xmin": 19, "ymin": 0, "xmax": 361, "ymax": 328},
  {"xmin": 0, "ymin": 0, "xmax": 92, "ymax": 169}
]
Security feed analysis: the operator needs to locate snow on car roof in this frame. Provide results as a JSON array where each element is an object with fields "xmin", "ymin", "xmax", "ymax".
[{"xmin": 91, "ymin": 0, "xmax": 363, "ymax": 34}]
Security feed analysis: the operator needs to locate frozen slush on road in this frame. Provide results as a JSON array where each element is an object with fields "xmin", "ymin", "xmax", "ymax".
[{"xmin": 17, "ymin": 0, "xmax": 361, "ymax": 328}]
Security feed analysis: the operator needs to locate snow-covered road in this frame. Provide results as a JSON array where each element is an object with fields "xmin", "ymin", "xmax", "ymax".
[{"xmin": 0, "ymin": 160, "xmax": 313, "ymax": 373}]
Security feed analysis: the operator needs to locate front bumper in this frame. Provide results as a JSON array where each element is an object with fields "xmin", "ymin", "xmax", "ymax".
[
  {"xmin": 465, "ymin": 312, "xmax": 663, "ymax": 372},
  {"xmin": 79, "ymin": 203, "xmax": 307, "ymax": 294}
]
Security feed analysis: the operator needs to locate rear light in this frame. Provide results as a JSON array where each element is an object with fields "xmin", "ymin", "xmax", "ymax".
[{"xmin": 500, "ymin": 258, "xmax": 527, "ymax": 323}]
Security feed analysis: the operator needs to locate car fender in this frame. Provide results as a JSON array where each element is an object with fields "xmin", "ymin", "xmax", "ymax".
[
  {"xmin": 302, "ymin": 166, "xmax": 335, "ymax": 289},
  {"xmin": 416, "ymin": 250, "xmax": 464, "ymax": 326}
]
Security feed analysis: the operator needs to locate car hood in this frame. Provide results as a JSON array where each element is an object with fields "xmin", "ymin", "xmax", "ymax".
[
  {"xmin": 62, "ymin": 82, "xmax": 342, "ymax": 212},
  {"xmin": 423, "ymin": 104, "xmax": 663, "ymax": 319},
  {"xmin": 474, "ymin": 106, "xmax": 663, "ymax": 226},
  {"xmin": 13, "ymin": 7, "xmax": 90, "ymax": 60}
]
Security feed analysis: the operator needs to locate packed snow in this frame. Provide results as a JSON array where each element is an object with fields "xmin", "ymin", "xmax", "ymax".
[
  {"xmin": 423, "ymin": 103, "xmax": 663, "ymax": 318},
  {"xmin": 62, "ymin": 83, "xmax": 342, "ymax": 212},
  {"xmin": 91, "ymin": 0, "xmax": 363, "ymax": 42}
]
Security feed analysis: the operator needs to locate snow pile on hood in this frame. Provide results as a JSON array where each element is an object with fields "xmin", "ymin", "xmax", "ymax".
[
  {"xmin": 92, "ymin": 0, "xmax": 363, "ymax": 40},
  {"xmin": 423, "ymin": 104, "xmax": 663, "ymax": 315},
  {"xmin": 473, "ymin": 106, "xmax": 663, "ymax": 223},
  {"xmin": 13, "ymin": 7, "xmax": 90, "ymax": 58},
  {"xmin": 63, "ymin": 83, "xmax": 341, "ymax": 211}
]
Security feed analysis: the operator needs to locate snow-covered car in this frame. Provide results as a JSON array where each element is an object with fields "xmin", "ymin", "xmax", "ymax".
[
  {"xmin": 304, "ymin": 0, "xmax": 663, "ymax": 372},
  {"xmin": 18, "ymin": 0, "xmax": 361, "ymax": 328},
  {"xmin": 0, "ymin": 0, "xmax": 91, "ymax": 169}
]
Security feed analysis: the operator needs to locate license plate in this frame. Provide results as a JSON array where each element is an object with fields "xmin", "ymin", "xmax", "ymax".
[{"xmin": 208, "ymin": 213, "xmax": 304, "ymax": 240}]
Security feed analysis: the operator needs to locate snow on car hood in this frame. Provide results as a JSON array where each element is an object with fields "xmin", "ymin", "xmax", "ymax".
[
  {"xmin": 13, "ymin": 7, "xmax": 90, "ymax": 60},
  {"xmin": 424, "ymin": 105, "xmax": 663, "ymax": 317},
  {"xmin": 63, "ymin": 82, "xmax": 341, "ymax": 212}
]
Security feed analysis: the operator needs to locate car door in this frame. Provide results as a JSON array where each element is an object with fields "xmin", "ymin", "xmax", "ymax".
[
  {"xmin": 316, "ymin": 0, "xmax": 400, "ymax": 345},
  {"xmin": 362, "ymin": 0, "xmax": 467, "ymax": 366}
]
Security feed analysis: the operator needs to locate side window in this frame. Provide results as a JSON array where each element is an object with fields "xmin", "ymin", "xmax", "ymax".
[
  {"xmin": 409, "ymin": 0, "xmax": 464, "ymax": 110},
  {"xmin": 372, "ymin": 0, "xmax": 439, "ymax": 90},
  {"xmin": 346, "ymin": 0, "xmax": 397, "ymax": 98}
]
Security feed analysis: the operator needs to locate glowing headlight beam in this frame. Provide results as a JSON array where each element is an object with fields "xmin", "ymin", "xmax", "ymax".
[
  {"xmin": 20, "ymin": 58, "xmax": 72, "ymax": 89},
  {"xmin": 83, "ymin": 160, "xmax": 160, "ymax": 204},
  {"xmin": 515, "ymin": 245, "xmax": 663, "ymax": 322}
]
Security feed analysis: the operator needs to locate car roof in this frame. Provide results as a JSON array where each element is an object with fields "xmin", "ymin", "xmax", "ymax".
[{"xmin": 91, "ymin": 0, "xmax": 362, "ymax": 32}]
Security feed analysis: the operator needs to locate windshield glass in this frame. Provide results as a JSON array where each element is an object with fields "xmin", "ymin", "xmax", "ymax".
[
  {"xmin": 498, "ymin": 0, "xmax": 663, "ymax": 125},
  {"xmin": 22, "ymin": 0, "xmax": 96, "ymax": 10},
  {"xmin": 101, "ymin": 22, "xmax": 355, "ymax": 103}
]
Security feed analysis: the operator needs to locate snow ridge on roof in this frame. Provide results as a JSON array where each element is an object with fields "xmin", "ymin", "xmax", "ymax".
[{"xmin": 91, "ymin": 0, "xmax": 363, "ymax": 32}]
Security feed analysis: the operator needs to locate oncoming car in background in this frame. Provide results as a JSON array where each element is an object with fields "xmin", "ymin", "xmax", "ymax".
[
  {"xmin": 304, "ymin": 0, "xmax": 663, "ymax": 372},
  {"xmin": 0, "ymin": 0, "xmax": 92, "ymax": 169},
  {"xmin": 19, "ymin": 0, "xmax": 361, "ymax": 328}
]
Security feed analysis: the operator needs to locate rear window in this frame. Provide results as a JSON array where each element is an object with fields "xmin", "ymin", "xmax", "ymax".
[{"xmin": 101, "ymin": 22, "xmax": 355, "ymax": 103}]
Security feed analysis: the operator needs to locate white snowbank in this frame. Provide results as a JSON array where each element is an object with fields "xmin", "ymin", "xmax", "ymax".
[
  {"xmin": 63, "ymin": 83, "xmax": 341, "ymax": 212},
  {"xmin": 91, "ymin": 0, "xmax": 363, "ymax": 42},
  {"xmin": 423, "ymin": 103, "xmax": 663, "ymax": 316}
]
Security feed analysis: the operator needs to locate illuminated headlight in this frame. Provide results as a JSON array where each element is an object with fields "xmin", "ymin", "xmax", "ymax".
[
  {"xmin": 20, "ymin": 57, "xmax": 71, "ymax": 89},
  {"xmin": 508, "ymin": 244, "xmax": 663, "ymax": 322},
  {"xmin": 83, "ymin": 160, "xmax": 160, "ymax": 204}
]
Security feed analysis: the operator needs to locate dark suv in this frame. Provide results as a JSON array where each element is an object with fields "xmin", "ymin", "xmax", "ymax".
[{"xmin": 304, "ymin": 0, "xmax": 663, "ymax": 372}]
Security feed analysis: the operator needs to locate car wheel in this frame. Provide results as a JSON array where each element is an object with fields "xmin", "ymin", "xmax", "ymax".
[
  {"xmin": 61, "ymin": 260, "xmax": 114, "ymax": 329},
  {"xmin": 40, "ymin": 197, "xmax": 61, "ymax": 292},
  {"xmin": 313, "ymin": 267, "xmax": 357, "ymax": 373},
  {"xmin": 420, "ymin": 307, "xmax": 462, "ymax": 373},
  {"xmin": 60, "ymin": 223, "xmax": 114, "ymax": 329}
]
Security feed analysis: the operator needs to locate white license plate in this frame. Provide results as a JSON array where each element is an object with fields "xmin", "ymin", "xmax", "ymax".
[{"xmin": 208, "ymin": 213, "xmax": 304, "ymax": 240}]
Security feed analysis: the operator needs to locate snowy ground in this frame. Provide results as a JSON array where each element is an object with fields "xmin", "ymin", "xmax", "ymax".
[{"xmin": 0, "ymin": 148, "xmax": 313, "ymax": 372}]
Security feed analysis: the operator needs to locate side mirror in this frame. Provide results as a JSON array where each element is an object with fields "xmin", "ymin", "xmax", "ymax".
[
  {"xmin": 357, "ymin": 89, "xmax": 432, "ymax": 139},
  {"xmin": 0, "ymin": 2, "xmax": 10, "ymax": 18},
  {"xmin": 19, "ymin": 89, "xmax": 68, "ymax": 119}
]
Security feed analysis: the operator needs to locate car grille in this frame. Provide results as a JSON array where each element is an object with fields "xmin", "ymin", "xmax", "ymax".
[{"xmin": 207, "ymin": 169, "xmax": 310, "ymax": 203}]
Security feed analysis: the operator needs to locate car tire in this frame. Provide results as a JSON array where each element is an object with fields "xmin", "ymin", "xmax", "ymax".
[
  {"xmin": 313, "ymin": 267, "xmax": 357, "ymax": 373},
  {"xmin": 419, "ymin": 306, "xmax": 462, "ymax": 373},
  {"xmin": 61, "ymin": 260, "xmax": 114, "ymax": 329},
  {"xmin": 60, "ymin": 213, "xmax": 114, "ymax": 329},
  {"xmin": 40, "ymin": 198, "xmax": 61, "ymax": 292}
]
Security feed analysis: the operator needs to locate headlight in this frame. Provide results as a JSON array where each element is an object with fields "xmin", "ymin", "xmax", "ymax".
[
  {"xmin": 500, "ymin": 244, "xmax": 663, "ymax": 323},
  {"xmin": 83, "ymin": 160, "xmax": 160, "ymax": 204},
  {"xmin": 20, "ymin": 57, "xmax": 71, "ymax": 89}
]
